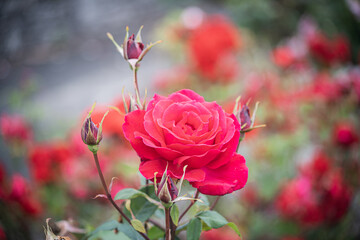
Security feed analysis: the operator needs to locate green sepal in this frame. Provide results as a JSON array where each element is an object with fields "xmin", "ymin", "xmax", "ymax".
[{"xmin": 87, "ymin": 145, "xmax": 99, "ymax": 154}]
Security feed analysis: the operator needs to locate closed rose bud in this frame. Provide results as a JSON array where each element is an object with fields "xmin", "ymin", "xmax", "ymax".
[
  {"xmin": 126, "ymin": 34, "xmax": 144, "ymax": 60},
  {"xmin": 81, "ymin": 117, "xmax": 102, "ymax": 146},
  {"xmin": 240, "ymin": 105, "xmax": 251, "ymax": 131},
  {"xmin": 157, "ymin": 176, "xmax": 178, "ymax": 204},
  {"xmin": 107, "ymin": 26, "xmax": 161, "ymax": 70}
]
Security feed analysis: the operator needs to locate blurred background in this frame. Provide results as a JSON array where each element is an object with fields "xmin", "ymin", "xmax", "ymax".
[{"xmin": 1, "ymin": 0, "xmax": 360, "ymax": 239}]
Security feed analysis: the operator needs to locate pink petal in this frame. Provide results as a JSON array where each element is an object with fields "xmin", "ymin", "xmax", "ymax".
[{"xmin": 191, "ymin": 153, "xmax": 248, "ymax": 196}]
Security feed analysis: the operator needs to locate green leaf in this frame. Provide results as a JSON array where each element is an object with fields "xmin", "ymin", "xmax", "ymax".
[
  {"xmin": 89, "ymin": 220, "xmax": 120, "ymax": 235},
  {"xmin": 88, "ymin": 220, "xmax": 143, "ymax": 240},
  {"xmin": 88, "ymin": 230, "xmax": 131, "ymax": 240},
  {"xmin": 227, "ymin": 222, "xmax": 242, "ymax": 238},
  {"xmin": 187, "ymin": 218, "xmax": 202, "ymax": 240},
  {"xmin": 170, "ymin": 204, "xmax": 180, "ymax": 226},
  {"xmin": 147, "ymin": 226, "xmax": 164, "ymax": 240},
  {"xmin": 128, "ymin": 196, "xmax": 158, "ymax": 222},
  {"xmin": 131, "ymin": 219, "xmax": 146, "ymax": 234},
  {"xmin": 196, "ymin": 211, "xmax": 228, "ymax": 229},
  {"xmin": 114, "ymin": 188, "xmax": 147, "ymax": 200}
]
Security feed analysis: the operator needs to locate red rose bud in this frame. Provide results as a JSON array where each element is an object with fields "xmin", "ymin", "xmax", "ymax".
[
  {"xmin": 240, "ymin": 105, "xmax": 251, "ymax": 131},
  {"xmin": 126, "ymin": 34, "xmax": 144, "ymax": 59},
  {"xmin": 81, "ymin": 103, "xmax": 108, "ymax": 148},
  {"xmin": 157, "ymin": 174, "xmax": 178, "ymax": 204},
  {"xmin": 81, "ymin": 117, "xmax": 102, "ymax": 146},
  {"xmin": 107, "ymin": 26, "xmax": 161, "ymax": 69}
]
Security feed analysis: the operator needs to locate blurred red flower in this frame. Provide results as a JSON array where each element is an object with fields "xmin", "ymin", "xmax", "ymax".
[
  {"xmin": 333, "ymin": 122, "xmax": 358, "ymax": 148},
  {"xmin": 187, "ymin": 15, "xmax": 241, "ymax": 82},
  {"xmin": 277, "ymin": 152, "xmax": 352, "ymax": 225},
  {"xmin": 272, "ymin": 46, "xmax": 297, "ymax": 68},
  {"xmin": 0, "ymin": 227, "xmax": 6, "ymax": 240},
  {"xmin": 8, "ymin": 174, "xmax": 42, "ymax": 217},
  {"xmin": 28, "ymin": 143, "xmax": 71, "ymax": 184},
  {"xmin": 0, "ymin": 114, "xmax": 32, "ymax": 143},
  {"xmin": 307, "ymin": 32, "xmax": 350, "ymax": 66},
  {"xmin": 200, "ymin": 228, "xmax": 240, "ymax": 240}
]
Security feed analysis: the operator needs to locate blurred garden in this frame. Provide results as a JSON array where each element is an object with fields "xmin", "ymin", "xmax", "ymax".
[{"xmin": 1, "ymin": 0, "xmax": 360, "ymax": 239}]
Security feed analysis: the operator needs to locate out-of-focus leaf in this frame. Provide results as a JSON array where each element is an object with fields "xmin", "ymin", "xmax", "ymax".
[
  {"xmin": 187, "ymin": 218, "xmax": 202, "ymax": 240},
  {"xmin": 227, "ymin": 222, "xmax": 242, "ymax": 238},
  {"xmin": 196, "ymin": 211, "xmax": 228, "ymax": 229},
  {"xmin": 131, "ymin": 219, "xmax": 146, "ymax": 234},
  {"xmin": 88, "ymin": 230, "xmax": 131, "ymax": 240},
  {"xmin": 89, "ymin": 220, "xmax": 120, "ymax": 236},
  {"xmin": 88, "ymin": 220, "xmax": 143, "ymax": 240},
  {"xmin": 170, "ymin": 204, "xmax": 180, "ymax": 226},
  {"xmin": 114, "ymin": 188, "xmax": 148, "ymax": 200},
  {"xmin": 128, "ymin": 196, "xmax": 158, "ymax": 222},
  {"xmin": 147, "ymin": 226, "xmax": 164, "ymax": 240}
]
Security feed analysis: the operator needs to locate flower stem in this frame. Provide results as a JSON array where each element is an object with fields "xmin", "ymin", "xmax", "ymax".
[
  {"xmin": 165, "ymin": 207, "xmax": 171, "ymax": 240},
  {"xmin": 210, "ymin": 196, "xmax": 221, "ymax": 210},
  {"xmin": 178, "ymin": 190, "xmax": 199, "ymax": 222},
  {"xmin": 133, "ymin": 68, "xmax": 142, "ymax": 110},
  {"xmin": 92, "ymin": 152, "xmax": 150, "ymax": 240}
]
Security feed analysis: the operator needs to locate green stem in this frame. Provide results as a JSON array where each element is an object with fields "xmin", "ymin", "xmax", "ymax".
[
  {"xmin": 165, "ymin": 207, "xmax": 171, "ymax": 240},
  {"xmin": 133, "ymin": 68, "xmax": 142, "ymax": 110},
  {"xmin": 210, "ymin": 196, "xmax": 221, "ymax": 210},
  {"xmin": 92, "ymin": 153, "xmax": 150, "ymax": 240}
]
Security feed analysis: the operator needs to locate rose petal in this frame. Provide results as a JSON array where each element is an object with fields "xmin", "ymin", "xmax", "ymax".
[
  {"xmin": 123, "ymin": 110, "xmax": 159, "ymax": 160},
  {"xmin": 191, "ymin": 153, "xmax": 248, "ymax": 195},
  {"xmin": 169, "ymin": 89, "xmax": 205, "ymax": 102}
]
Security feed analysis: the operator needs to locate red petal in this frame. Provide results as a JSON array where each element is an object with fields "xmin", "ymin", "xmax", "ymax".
[{"xmin": 191, "ymin": 153, "xmax": 248, "ymax": 195}]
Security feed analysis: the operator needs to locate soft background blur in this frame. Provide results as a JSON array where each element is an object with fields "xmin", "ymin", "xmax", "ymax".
[{"xmin": 1, "ymin": 0, "xmax": 360, "ymax": 239}]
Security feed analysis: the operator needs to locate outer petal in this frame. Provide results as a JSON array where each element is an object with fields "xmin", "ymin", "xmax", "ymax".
[
  {"xmin": 170, "ymin": 89, "xmax": 205, "ymax": 102},
  {"xmin": 123, "ymin": 110, "xmax": 159, "ymax": 160},
  {"xmin": 191, "ymin": 153, "xmax": 248, "ymax": 196}
]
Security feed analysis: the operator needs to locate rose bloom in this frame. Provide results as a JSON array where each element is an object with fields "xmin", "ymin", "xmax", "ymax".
[
  {"xmin": 307, "ymin": 32, "xmax": 350, "ymax": 65},
  {"xmin": 0, "ymin": 227, "xmax": 6, "ymax": 240},
  {"xmin": 272, "ymin": 46, "xmax": 296, "ymax": 68},
  {"xmin": 276, "ymin": 176, "xmax": 324, "ymax": 225},
  {"xmin": 123, "ymin": 89, "xmax": 248, "ymax": 195},
  {"xmin": 0, "ymin": 114, "xmax": 32, "ymax": 143},
  {"xmin": 187, "ymin": 15, "xmax": 241, "ymax": 82},
  {"xmin": 28, "ymin": 143, "xmax": 71, "ymax": 184},
  {"xmin": 8, "ymin": 174, "xmax": 42, "ymax": 217},
  {"xmin": 277, "ymin": 152, "xmax": 352, "ymax": 225}
]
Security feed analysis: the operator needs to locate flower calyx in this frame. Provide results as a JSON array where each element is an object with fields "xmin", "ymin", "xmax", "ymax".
[
  {"xmin": 154, "ymin": 165, "xmax": 202, "ymax": 208},
  {"xmin": 107, "ymin": 26, "xmax": 162, "ymax": 70}
]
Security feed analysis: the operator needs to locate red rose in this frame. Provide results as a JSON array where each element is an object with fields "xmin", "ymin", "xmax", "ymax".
[
  {"xmin": 123, "ymin": 89, "xmax": 248, "ymax": 195},
  {"xmin": 187, "ymin": 16, "xmax": 241, "ymax": 82}
]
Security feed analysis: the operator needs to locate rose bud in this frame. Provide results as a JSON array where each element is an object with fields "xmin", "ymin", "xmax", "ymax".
[
  {"xmin": 240, "ymin": 105, "xmax": 251, "ymax": 131},
  {"xmin": 107, "ymin": 26, "xmax": 161, "ymax": 70},
  {"xmin": 126, "ymin": 34, "xmax": 144, "ymax": 60},
  {"xmin": 157, "ymin": 176, "xmax": 178, "ymax": 204},
  {"xmin": 81, "ymin": 103, "xmax": 108, "ymax": 152},
  {"xmin": 81, "ymin": 117, "xmax": 102, "ymax": 146}
]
